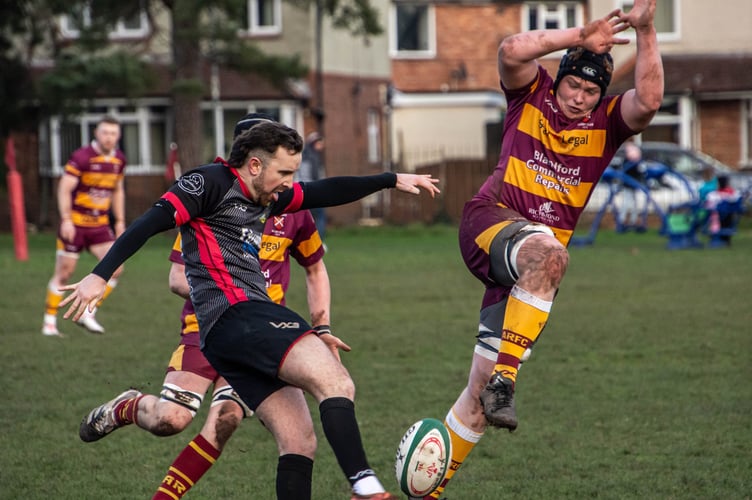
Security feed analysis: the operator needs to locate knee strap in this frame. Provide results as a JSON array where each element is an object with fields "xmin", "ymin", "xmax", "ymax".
[
  {"xmin": 212, "ymin": 385, "xmax": 254, "ymax": 418},
  {"xmin": 160, "ymin": 383, "xmax": 203, "ymax": 416},
  {"xmin": 489, "ymin": 222, "xmax": 555, "ymax": 287}
]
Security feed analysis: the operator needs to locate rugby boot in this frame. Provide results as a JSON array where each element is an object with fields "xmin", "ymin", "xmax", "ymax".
[
  {"xmin": 479, "ymin": 372, "xmax": 517, "ymax": 431},
  {"xmin": 76, "ymin": 308, "xmax": 105, "ymax": 334},
  {"xmin": 79, "ymin": 389, "xmax": 141, "ymax": 442},
  {"xmin": 42, "ymin": 322, "xmax": 64, "ymax": 337}
]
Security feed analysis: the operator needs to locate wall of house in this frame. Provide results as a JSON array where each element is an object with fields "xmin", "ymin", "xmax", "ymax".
[
  {"xmin": 392, "ymin": 3, "xmax": 519, "ymax": 92},
  {"xmin": 699, "ymin": 100, "xmax": 743, "ymax": 168}
]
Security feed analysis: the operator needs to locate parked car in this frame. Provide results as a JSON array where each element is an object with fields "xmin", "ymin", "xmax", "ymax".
[{"xmin": 609, "ymin": 141, "xmax": 752, "ymax": 193}]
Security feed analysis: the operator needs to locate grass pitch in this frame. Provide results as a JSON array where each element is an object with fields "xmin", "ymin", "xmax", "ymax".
[{"xmin": 1, "ymin": 224, "xmax": 750, "ymax": 499}]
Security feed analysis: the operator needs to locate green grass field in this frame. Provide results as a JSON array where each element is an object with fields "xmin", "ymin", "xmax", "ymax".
[{"xmin": 1, "ymin": 224, "xmax": 751, "ymax": 499}]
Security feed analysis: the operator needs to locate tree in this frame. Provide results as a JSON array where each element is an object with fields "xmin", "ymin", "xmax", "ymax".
[{"xmin": 1, "ymin": 0, "xmax": 382, "ymax": 170}]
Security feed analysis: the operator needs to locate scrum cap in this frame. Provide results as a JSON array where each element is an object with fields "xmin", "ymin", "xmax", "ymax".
[
  {"xmin": 233, "ymin": 112, "xmax": 276, "ymax": 139},
  {"xmin": 553, "ymin": 47, "xmax": 614, "ymax": 105}
]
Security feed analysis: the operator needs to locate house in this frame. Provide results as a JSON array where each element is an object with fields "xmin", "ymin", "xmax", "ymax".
[
  {"xmin": 384, "ymin": 0, "xmax": 752, "ymax": 222},
  {"xmin": 4, "ymin": 0, "xmax": 393, "ymax": 231},
  {"xmin": 390, "ymin": 0, "xmax": 752, "ymax": 170}
]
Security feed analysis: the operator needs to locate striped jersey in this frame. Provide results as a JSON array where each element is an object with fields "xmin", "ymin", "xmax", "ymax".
[
  {"xmin": 168, "ymin": 211, "xmax": 325, "ymax": 346},
  {"xmin": 64, "ymin": 143, "xmax": 127, "ymax": 227},
  {"xmin": 475, "ymin": 66, "xmax": 635, "ymax": 246},
  {"xmin": 160, "ymin": 161, "xmax": 312, "ymax": 342}
]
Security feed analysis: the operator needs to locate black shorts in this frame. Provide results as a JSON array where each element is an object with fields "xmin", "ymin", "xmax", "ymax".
[{"xmin": 201, "ymin": 299, "xmax": 312, "ymax": 411}]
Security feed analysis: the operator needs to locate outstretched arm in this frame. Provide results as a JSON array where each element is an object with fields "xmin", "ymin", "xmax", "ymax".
[
  {"xmin": 498, "ymin": 9, "xmax": 630, "ymax": 90},
  {"xmin": 281, "ymin": 172, "xmax": 440, "ymax": 214},
  {"xmin": 618, "ymin": 0, "xmax": 664, "ymax": 132}
]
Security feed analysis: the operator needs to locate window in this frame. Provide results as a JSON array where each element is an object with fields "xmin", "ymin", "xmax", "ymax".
[
  {"xmin": 522, "ymin": 2, "xmax": 584, "ymax": 32},
  {"xmin": 744, "ymin": 100, "xmax": 752, "ymax": 168},
  {"xmin": 390, "ymin": 2, "xmax": 436, "ymax": 58},
  {"xmin": 48, "ymin": 105, "xmax": 168, "ymax": 176},
  {"xmin": 242, "ymin": 0, "xmax": 282, "ymax": 36},
  {"xmin": 59, "ymin": 4, "xmax": 149, "ymax": 39},
  {"xmin": 617, "ymin": 0, "xmax": 678, "ymax": 40},
  {"xmin": 367, "ymin": 109, "xmax": 381, "ymax": 164}
]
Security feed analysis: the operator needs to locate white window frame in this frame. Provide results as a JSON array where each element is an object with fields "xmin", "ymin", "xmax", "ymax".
[
  {"xmin": 59, "ymin": 7, "xmax": 149, "ymax": 39},
  {"xmin": 742, "ymin": 99, "xmax": 752, "ymax": 168},
  {"xmin": 521, "ymin": 2, "xmax": 585, "ymax": 32},
  {"xmin": 245, "ymin": 0, "xmax": 283, "ymax": 36},
  {"xmin": 367, "ymin": 108, "xmax": 381, "ymax": 164},
  {"xmin": 389, "ymin": 2, "xmax": 436, "ymax": 59},
  {"xmin": 48, "ymin": 101, "xmax": 169, "ymax": 176},
  {"xmin": 615, "ymin": 0, "xmax": 680, "ymax": 42}
]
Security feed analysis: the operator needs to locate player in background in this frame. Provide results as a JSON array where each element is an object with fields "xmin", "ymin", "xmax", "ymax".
[
  {"xmin": 66, "ymin": 118, "xmax": 434, "ymax": 499},
  {"xmin": 420, "ymin": 1, "xmax": 663, "ymax": 498},
  {"xmin": 42, "ymin": 115, "xmax": 126, "ymax": 336}
]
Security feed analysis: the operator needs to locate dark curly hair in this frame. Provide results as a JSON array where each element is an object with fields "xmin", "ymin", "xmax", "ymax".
[{"xmin": 227, "ymin": 121, "xmax": 303, "ymax": 168}]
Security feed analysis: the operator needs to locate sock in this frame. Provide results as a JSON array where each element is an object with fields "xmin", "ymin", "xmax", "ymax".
[
  {"xmin": 276, "ymin": 454, "xmax": 313, "ymax": 500},
  {"xmin": 96, "ymin": 278, "xmax": 118, "ymax": 308},
  {"xmin": 152, "ymin": 433, "xmax": 221, "ymax": 500},
  {"xmin": 45, "ymin": 282, "xmax": 63, "ymax": 317},
  {"xmin": 427, "ymin": 408, "xmax": 483, "ymax": 499},
  {"xmin": 113, "ymin": 394, "xmax": 145, "ymax": 426},
  {"xmin": 319, "ymin": 397, "xmax": 382, "ymax": 495},
  {"xmin": 494, "ymin": 286, "xmax": 552, "ymax": 384}
]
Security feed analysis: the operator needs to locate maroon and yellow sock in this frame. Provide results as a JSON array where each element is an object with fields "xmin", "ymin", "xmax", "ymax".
[
  {"xmin": 45, "ymin": 282, "xmax": 64, "ymax": 316},
  {"xmin": 153, "ymin": 433, "xmax": 221, "ymax": 500},
  {"xmin": 113, "ymin": 394, "xmax": 144, "ymax": 427},
  {"xmin": 95, "ymin": 278, "xmax": 118, "ymax": 308},
  {"xmin": 494, "ymin": 285, "xmax": 552, "ymax": 384},
  {"xmin": 426, "ymin": 408, "xmax": 483, "ymax": 499}
]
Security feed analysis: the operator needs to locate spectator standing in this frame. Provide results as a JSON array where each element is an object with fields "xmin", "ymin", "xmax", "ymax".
[{"xmin": 297, "ymin": 132, "xmax": 328, "ymax": 241}]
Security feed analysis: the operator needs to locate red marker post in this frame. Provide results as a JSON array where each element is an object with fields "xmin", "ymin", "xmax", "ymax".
[{"xmin": 5, "ymin": 136, "xmax": 29, "ymax": 261}]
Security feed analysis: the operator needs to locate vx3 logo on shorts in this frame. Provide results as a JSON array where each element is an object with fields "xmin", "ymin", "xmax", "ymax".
[{"xmin": 269, "ymin": 321, "xmax": 300, "ymax": 329}]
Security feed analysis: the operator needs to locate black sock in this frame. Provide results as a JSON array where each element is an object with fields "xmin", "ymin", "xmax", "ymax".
[
  {"xmin": 319, "ymin": 397, "xmax": 375, "ymax": 485},
  {"xmin": 276, "ymin": 454, "xmax": 313, "ymax": 500}
]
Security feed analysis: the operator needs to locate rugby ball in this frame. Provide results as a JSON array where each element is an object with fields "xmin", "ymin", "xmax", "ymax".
[{"xmin": 395, "ymin": 418, "xmax": 451, "ymax": 497}]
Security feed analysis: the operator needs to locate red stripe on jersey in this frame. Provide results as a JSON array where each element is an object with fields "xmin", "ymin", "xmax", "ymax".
[
  {"xmin": 282, "ymin": 183, "xmax": 304, "ymax": 213},
  {"xmin": 190, "ymin": 219, "xmax": 248, "ymax": 305},
  {"xmin": 229, "ymin": 168, "xmax": 252, "ymax": 198},
  {"xmin": 162, "ymin": 192, "xmax": 191, "ymax": 225}
]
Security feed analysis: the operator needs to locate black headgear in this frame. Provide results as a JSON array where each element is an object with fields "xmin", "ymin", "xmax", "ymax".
[
  {"xmin": 233, "ymin": 112, "xmax": 277, "ymax": 139},
  {"xmin": 553, "ymin": 47, "xmax": 614, "ymax": 106}
]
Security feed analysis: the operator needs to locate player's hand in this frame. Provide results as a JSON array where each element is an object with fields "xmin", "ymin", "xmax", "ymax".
[
  {"xmin": 394, "ymin": 173, "xmax": 441, "ymax": 198},
  {"xmin": 579, "ymin": 9, "xmax": 631, "ymax": 54},
  {"xmin": 314, "ymin": 325, "xmax": 351, "ymax": 362},
  {"xmin": 620, "ymin": 0, "xmax": 655, "ymax": 31},
  {"xmin": 60, "ymin": 219, "xmax": 76, "ymax": 242},
  {"xmin": 59, "ymin": 273, "xmax": 108, "ymax": 322}
]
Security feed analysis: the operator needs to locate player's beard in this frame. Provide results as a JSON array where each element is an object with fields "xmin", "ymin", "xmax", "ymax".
[{"xmin": 252, "ymin": 169, "xmax": 273, "ymax": 206}]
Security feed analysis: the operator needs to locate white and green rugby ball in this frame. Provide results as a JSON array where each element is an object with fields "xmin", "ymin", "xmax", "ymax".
[{"xmin": 394, "ymin": 418, "xmax": 452, "ymax": 497}]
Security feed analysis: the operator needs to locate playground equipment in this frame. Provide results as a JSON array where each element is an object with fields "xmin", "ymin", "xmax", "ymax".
[{"xmin": 571, "ymin": 161, "xmax": 696, "ymax": 246}]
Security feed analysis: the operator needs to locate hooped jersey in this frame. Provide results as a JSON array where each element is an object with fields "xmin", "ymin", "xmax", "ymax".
[
  {"xmin": 475, "ymin": 66, "xmax": 635, "ymax": 246},
  {"xmin": 64, "ymin": 143, "xmax": 127, "ymax": 227},
  {"xmin": 160, "ymin": 161, "xmax": 311, "ymax": 342},
  {"xmin": 168, "ymin": 211, "xmax": 324, "ymax": 347}
]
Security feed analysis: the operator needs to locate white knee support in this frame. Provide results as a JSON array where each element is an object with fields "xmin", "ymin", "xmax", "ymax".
[
  {"xmin": 212, "ymin": 385, "xmax": 254, "ymax": 418},
  {"xmin": 160, "ymin": 383, "xmax": 203, "ymax": 416}
]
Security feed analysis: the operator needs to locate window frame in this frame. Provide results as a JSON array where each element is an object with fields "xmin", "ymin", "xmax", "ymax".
[
  {"xmin": 244, "ymin": 0, "xmax": 283, "ymax": 37},
  {"xmin": 389, "ymin": 2, "xmax": 437, "ymax": 59},
  {"xmin": 521, "ymin": 2, "xmax": 585, "ymax": 33},
  {"xmin": 59, "ymin": 6, "xmax": 150, "ymax": 40},
  {"xmin": 615, "ymin": 0, "xmax": 680, "ymax": 42}
]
